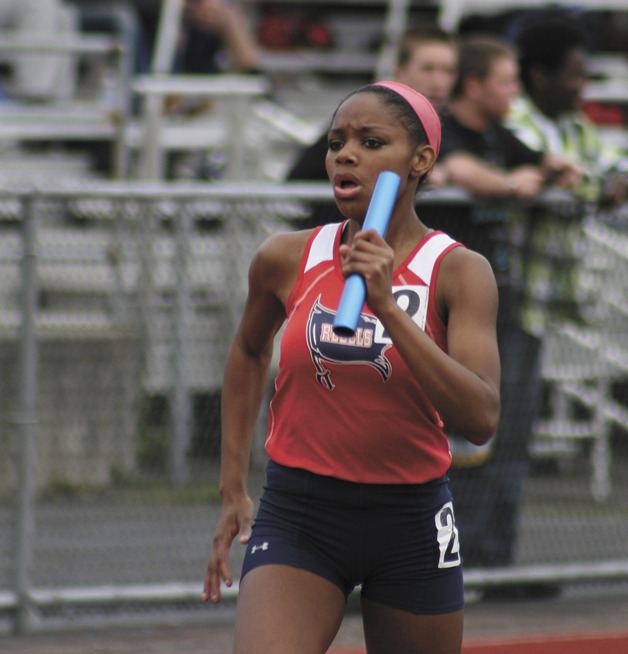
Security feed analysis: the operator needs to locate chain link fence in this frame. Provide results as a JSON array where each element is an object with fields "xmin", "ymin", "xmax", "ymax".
[{"xmin": 0, "ymin": 181, "xmax": 626, "ymax": 633}]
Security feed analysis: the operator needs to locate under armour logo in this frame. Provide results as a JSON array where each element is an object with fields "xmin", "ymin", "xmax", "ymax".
[{"xmin": 251, "ymin": 542, "xmax": 269, "ymax": 554}]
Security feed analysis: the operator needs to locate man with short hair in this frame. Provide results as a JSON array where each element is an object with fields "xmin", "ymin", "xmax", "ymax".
[
  {"xmin": 438, "ymin": 37, "xmax": 579, "ymax": 198},
  {"xmin": 393, "ymin": 26, "xmax": 458, "ymax": 111}
]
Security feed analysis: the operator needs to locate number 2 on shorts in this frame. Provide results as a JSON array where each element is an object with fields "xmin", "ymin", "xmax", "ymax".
[{"xmin": 435, "ymin": 501, "xmax": 461, "ymax": 568}]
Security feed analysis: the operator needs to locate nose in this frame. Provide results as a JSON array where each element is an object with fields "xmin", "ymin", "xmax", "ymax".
[{"xmin": 333, "ymin": 142, "xmax": 358, "ymax": 165}]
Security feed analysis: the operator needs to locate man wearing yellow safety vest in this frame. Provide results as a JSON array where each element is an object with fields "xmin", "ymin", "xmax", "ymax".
[{"xmin": 507, "ymin": 14, "xmax": 627, "ymax": 205}]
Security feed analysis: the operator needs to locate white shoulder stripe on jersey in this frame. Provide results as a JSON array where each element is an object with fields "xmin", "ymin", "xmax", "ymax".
[
  {"xmin": 304, "ymin": 222, "xmax": 340, "ymax": 273},
  {"xmin": 407, "ymin": 233, "xmax": 456, "ymax": 287}
]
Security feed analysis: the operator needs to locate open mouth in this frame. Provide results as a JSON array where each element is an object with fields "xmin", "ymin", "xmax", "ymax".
[
  {"xmin": 333, "ymin": 174, "xmax": 362, "ymax": 200},
  {"xmin": 334, "ymin": 179, "xmax": 361, "ymax": 200}
]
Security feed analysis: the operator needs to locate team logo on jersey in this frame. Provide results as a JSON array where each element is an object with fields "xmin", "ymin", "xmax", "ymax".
[
  {"xmin": 305, "ymin": 286, "xmax": 429, "ymax": 390},
  {"xmin": 306, "ymin": 296, "xmax": 392, "ymax": 390}
]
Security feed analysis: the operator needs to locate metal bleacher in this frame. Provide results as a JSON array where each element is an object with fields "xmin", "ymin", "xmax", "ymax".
[
  {"xmin": 0, "ymin": 29, "xmax": 131, "ymax": 179},
  {"xmin": 533, "ymin": 213, "xmax": 628, "ymax": 501}
]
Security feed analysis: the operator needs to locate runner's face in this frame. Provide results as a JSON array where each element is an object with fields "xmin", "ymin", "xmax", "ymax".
[{"xmin": 325, "ymin": 92, "xmax": 419, "ymax": 221}]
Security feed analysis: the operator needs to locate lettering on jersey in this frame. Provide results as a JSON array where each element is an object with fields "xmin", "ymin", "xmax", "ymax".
[{"xmin": 306, "ymin": 296, "xmax": 392, "ymax": 390}]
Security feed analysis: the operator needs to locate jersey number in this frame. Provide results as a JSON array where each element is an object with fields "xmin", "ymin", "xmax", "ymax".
[
  {"xmin": 374, "ymin": 286, "xmax": 429, "ymax": 343},
  {"xmin": 435, "ymin": 502, "xmax": 461, "ymax": 568}
]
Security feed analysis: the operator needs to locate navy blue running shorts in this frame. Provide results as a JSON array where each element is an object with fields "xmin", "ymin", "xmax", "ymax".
[{"xmin": 240, "ymin": 460, "xmax": 464, "ymax": 615}]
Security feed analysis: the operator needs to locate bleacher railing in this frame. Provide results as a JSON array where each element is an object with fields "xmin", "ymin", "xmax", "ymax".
[{"xmin": 0, "ymin": 31, "xmax": 131, "ymax": 179}]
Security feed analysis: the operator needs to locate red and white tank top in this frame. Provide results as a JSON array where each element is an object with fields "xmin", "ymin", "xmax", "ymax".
[{"xmin": 265, "ymin": 221, "xmax": 462, "ymax": 484}]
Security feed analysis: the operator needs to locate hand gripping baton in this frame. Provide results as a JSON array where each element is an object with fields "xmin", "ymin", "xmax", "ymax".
[{"xmin": 333, "ymin": 171, "xmax": 401, "ymax": 336}]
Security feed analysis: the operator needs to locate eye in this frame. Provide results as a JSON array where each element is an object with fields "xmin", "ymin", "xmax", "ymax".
[
  {"xmin": 363, "ymin": 138, "xmax": 384, "ymax": 149},
  {"xmin": 328, "ymin": 139, "xmax": 343, "ymax": 152}
]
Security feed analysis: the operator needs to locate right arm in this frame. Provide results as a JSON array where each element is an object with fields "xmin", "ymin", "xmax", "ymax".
[
  {"xmin": 439, "ymin": 121, "xmax": 547, "ymax": 198},
  {"xmin": 204, "ymin": 230, "xmax": 307, "ymax": 603}
]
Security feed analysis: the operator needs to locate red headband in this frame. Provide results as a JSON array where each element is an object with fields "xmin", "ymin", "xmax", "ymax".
[{"xmin": 373, "ymin": 80, "xmax": 441, "ymax": 157}]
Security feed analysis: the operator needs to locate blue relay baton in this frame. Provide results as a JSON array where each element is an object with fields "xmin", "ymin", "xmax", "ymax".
[{"xmin": 333, "ymin": 171, "xmax": 401, "ymax": 336}]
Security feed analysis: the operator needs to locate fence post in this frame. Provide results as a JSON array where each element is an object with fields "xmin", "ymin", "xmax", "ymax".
[
  {"xmin": 225, "ymin": 96, "xmax": 247, "ymax": 180},
  {"xmin": 170, "ymin": 205, "xmax": 193, "ymax": 483},
  {"xmin": 112, "ymin": 40, "xmax": 131, "ymax": 180},
  {"xmin": 13, "ymin": 193, "xmax": 39, "ymax": 633},
  {"xmin": 139, "ymin": 96, "xmax": 165, "ymax": 180}
]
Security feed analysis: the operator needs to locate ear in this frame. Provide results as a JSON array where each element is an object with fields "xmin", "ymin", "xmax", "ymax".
[
  {"xmin": 410, "ymin": 144, "xmax": 436, "ymax": 178},
  {"xmin": 465, "ymin": 76, "xmax": 483, "ymax": 101}
]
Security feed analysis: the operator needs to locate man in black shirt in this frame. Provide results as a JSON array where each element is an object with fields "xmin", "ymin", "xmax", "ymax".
[
  {"xmin": 438, "ymin": 37, "xmax": 579, "ymax": 198},
  {"xmin": 440, "ymin": 110, "xmax": 543, "ymax": 171}
]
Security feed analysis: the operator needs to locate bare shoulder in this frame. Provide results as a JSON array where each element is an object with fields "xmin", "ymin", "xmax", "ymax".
[
  {"xmin": 253, "ymin": 228, "xmax": 312, "ymax": 274},
  {"xmin": 436, "ymin": 245, "xmax": 498, "ymax": 307},
  {"xmin": 250, "ymin": 228, "xmax": 314, "ymax": 300},
  {"xmin": 441, "ymin": 244, "xmax": 494, "ymax": 276}
]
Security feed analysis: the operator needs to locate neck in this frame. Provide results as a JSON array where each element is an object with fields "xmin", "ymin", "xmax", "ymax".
[
  {"xmin": 449, "ymin": 97, "xmax": 490, "ymax": 131},
  {"xmin": 390, "ymin": 215, "xmax": 431, "ymax": 268},
  {"xmin": 347, "ymin": 210, "xmax": 429, "ymax": 267}
]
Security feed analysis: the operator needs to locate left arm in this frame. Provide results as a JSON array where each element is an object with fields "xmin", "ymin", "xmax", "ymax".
[{"xmin": 341, "ymin": 231, "xmax": 500, "ymax": 443}]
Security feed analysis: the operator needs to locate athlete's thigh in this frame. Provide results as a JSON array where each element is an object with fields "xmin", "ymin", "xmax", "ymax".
[
  {"xmin": 233, "ymin": 564, "xmax": 347, "ymax": 654},
  {"xmin": 361, "ymin": 597, "xmax": 463, "ymax": 654}
]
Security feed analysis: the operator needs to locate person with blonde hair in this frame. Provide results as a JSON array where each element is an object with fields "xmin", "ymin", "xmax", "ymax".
[{"xmin": 394, "ymin": 25, "xmax": 458, "ymax": 111}]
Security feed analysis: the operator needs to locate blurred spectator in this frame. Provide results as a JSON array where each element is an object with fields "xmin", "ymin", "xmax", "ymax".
[
  {"xmin": 0, "ymin": 0, "xmax": 77, "ymax": 101},
  {"xmin": 131, "ymin": 0, "xmax": 262, "ymax": 177},
  {"xmin": 177, "ymin": 0, "xmax": 260, "ymax": 74},
  {"xmin": 507, "ymin": 14, "xmax": 628, "ymax": 204},
  {"xmin": 502, "ymin": 17, "xmax": 621, "ymax": 337},
  {"xmin": 135, "ymin": 0, "xmax": 260, "ymax": 75},
  {"xmin": 393, "ymin": 25, "xmax": 458, "ymax": 111},
  {"xmin": 133, "ymin": 0, "xmax": 260, "ymax": 74},
  {"xmin": 438, "ymin": 36, "xmax": 580, "ymax": 198}
]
